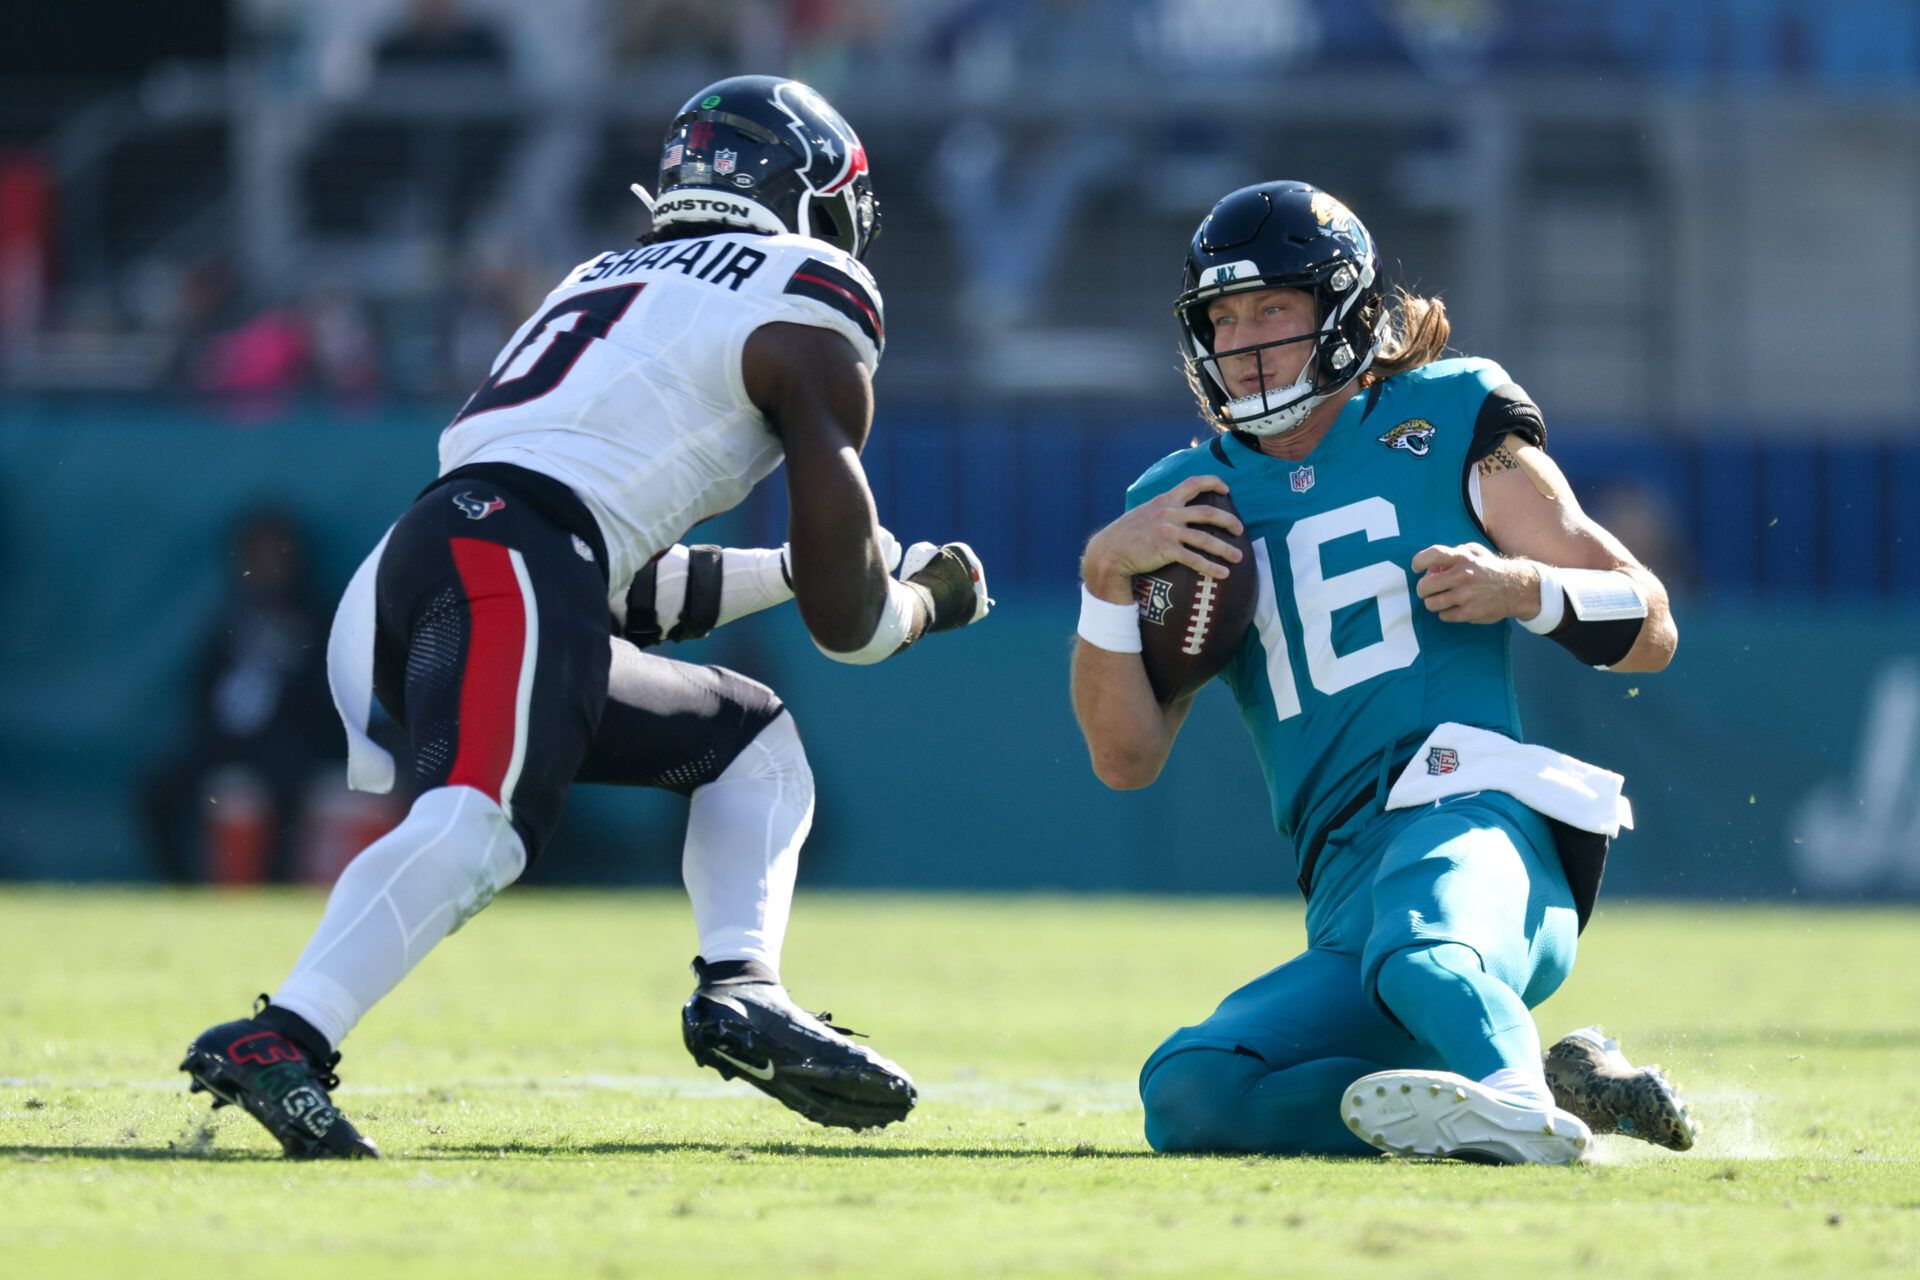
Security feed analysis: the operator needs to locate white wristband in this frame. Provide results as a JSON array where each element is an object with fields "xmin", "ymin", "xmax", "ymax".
[
  {"xmin": 1078, "ymin": 585, "xmax": 1143, "ymax": 653},
  {"xmin": 1519, "ymin": 562, "xmax": 1566, "ymax": 635}
]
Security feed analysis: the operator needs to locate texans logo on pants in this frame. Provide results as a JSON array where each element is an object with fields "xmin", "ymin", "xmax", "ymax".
[{"xmin": 453, "ymin": 491, "xmax": 507, "ymax": 521}]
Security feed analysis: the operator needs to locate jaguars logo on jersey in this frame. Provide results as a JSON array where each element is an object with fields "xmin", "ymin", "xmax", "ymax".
[{"xmin": 1378, "ymin": 418, "xmax": 1437, "ymax": 458}]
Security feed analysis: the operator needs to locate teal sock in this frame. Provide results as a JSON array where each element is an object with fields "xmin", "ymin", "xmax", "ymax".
[{"xmin": 1373, "ymin": 942, "xmax": 1541, "ymax": 1082}]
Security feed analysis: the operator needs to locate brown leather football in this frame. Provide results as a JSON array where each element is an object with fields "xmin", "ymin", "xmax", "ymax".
[{"xmin": 1132, "ymin": 489, "xmax": 1258, "ymax": 703}]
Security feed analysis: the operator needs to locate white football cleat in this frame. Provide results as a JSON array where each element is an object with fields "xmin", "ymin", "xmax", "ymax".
[{"xmin": 1343, "ymin": 1069, "xmax": 1593, "ymax": 1165}]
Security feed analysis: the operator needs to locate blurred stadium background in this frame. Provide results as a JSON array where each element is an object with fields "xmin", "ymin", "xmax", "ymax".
[{"xmin": 3, "ymin": 0, "xmax": 1918, "ymax": 904}]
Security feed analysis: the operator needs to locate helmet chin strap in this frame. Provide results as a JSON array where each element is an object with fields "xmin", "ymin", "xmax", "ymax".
[
  {"xmin": 1222, "ymin": 378, "xmax": 1321, "ymax": 437},
  {"xmin": 629, "ymin": 183, "xmax": 657, "ymax": 214},
  {"xmin": 1208, "ymin": 335, "xmax": 1321, "ymax": 437}
]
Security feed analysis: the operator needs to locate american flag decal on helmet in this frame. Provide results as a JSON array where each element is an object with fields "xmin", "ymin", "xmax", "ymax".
[{"xmin": 783, "ymin": 257, "xmax": 884, "ymax": 351}]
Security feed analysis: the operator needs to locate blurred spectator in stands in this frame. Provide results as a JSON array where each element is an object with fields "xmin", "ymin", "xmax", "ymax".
[
  {"xmin": 445, "ymin": 232, "xmax": 543, "ymax": 391},
  {"xmin": 139, "ymin": 508, "xmax": 343, "ymax": 884},
  {"xmin": 785, "ymin": 0, "xmax": 892, "ymax": 96},
  {"xmin": 374, "ymin": 0, "xmax": 511, "ymax": 75},
  {"xmin": 614, "ymin": 0, "xmax": 781, "ymax": 70},
  {"xmin": 304, "ymin": 286, "xmax": 383, "ymax": 403},
  {"xmin": 925, "ymin": 0, "xmax": 1139, "ymax": 335},
  {"xmin": 302, "ymin": 0, "xmax": 519, "ymax": 252},
  {"xmin": 191, "ymin": 300, "xmax": 311, "ymax": 405},
  {"xmin": 180, "ymin": 281, "xmax": 383, "ymax": 412},
  {"xmin": 1377, "ymin": 0, "xmax": 1499, "ymax": 83},
  {"xmin": 0, "ymin": 150, "xmax": 53, "ymax": 351}
]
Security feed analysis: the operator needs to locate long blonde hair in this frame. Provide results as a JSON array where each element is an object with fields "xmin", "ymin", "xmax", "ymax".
[{"xmin": 1361, "ymin": 287, "xmax": 1452, "ymax": 386}]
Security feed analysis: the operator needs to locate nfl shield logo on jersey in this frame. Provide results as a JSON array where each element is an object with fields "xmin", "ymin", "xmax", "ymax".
[
  {"xmin": 1290, "ymin": 465, "xmax": 1315, "ymax": 493},
  {"xmin": 715, "ymin": 148, "xmax": 737, "ymax": 176}
]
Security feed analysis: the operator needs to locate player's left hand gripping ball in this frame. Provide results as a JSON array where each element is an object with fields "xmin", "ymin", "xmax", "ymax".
[{"xmin": 901, "ymin": 541, "xmax": 992, "ymax": 631}]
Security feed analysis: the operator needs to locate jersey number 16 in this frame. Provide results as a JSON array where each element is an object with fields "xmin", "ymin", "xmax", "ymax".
[{"xmin": 1250, "ymin": 496, "xmax": 1421, "ymax": 721}]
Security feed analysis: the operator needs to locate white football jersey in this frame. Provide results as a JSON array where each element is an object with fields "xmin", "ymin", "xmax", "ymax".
[{"xmin": 438, "ymin": 230, "xmax": 885, "ymax": 622}]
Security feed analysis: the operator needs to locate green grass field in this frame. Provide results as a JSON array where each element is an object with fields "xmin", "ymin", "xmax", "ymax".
[{"xmin": 1, "ymin": 889, "xmax": 1916, "ymax": 1278}]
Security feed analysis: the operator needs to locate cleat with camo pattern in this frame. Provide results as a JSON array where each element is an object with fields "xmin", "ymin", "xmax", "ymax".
[{"xmin": 1545, "ymin": 1025, "xmax": 1697, "ymax": 1152}]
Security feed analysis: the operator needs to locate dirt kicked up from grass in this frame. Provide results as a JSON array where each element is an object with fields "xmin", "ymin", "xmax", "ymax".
[{"xmin": 1, "ymin": 889, "xmax": 1916, "ymax": 1278}]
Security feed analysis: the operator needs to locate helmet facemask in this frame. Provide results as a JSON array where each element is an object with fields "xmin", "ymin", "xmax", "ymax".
[{"xmin": 1180, "ymin": 261, "xmax": 1379, "ymax": 438}]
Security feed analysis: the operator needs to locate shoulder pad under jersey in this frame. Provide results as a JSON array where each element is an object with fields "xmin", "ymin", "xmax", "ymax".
[{"xmin": 757, "ymin": 235, "xmax": 885, "ymax": 369}]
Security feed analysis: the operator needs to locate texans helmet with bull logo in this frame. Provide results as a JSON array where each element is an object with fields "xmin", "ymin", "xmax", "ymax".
[{"xmin": 646, "ymin": 75, "xmax": 881, "ymax": 261}]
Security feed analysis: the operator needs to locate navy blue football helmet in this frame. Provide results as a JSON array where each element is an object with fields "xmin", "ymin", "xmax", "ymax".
[
  {"xmin": 647, "ymin": 75, "xmax": 879, "ymax": 261},
  {"xmin": 1176, "ymin": 181, "xmax": 1384, "ymax": 436}
]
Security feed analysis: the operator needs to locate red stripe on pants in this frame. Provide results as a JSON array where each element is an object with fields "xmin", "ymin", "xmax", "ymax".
[{"xmin": 446, "ymin": 537, "xmax": 527, "ymax": 804}]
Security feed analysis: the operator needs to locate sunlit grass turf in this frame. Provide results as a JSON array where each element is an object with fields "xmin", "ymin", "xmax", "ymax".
[{"xmin": 1, "ymin": 889, "xmax": 1916, "ymax": 1278}]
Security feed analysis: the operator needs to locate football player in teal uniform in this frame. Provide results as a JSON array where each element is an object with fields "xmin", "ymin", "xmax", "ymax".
[{"xmin": 1071, "ymin": 181, "xmax": 1697, "ymax": 1163}]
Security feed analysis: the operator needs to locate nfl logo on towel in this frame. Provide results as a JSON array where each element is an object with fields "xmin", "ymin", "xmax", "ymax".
[
  {"xmin": 1290, "ymin": 466, "xmax": 1315, "ymax": 493},
  {"xmin": 1427, "ymin": 747, "xmax": 1459, "ymax": 775}
]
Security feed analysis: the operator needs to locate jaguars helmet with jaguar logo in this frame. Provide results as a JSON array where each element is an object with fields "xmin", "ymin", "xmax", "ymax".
[{"xmin": 1176, "ymin": 180, "xmax": 1385, "ymax": 438}]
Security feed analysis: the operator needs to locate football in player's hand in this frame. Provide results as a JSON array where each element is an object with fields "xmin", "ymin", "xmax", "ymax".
[{"xmin": 1133, "ymin": 490, "xmax": 1257, "ymax": 703}]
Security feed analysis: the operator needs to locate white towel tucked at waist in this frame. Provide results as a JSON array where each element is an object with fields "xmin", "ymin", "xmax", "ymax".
[
  {"xmin": 1385, "ymin": 722, "xmax": 1633, "ymax": 836},
  {"xmin": 327, "ymin": 527, "xmax": 395, "ymax": 794}
]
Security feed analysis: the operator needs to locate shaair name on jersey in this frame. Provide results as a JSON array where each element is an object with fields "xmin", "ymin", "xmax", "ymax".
[{"xmin": 575, "ymin": 238, "xmax": 767, "ymax": 290}]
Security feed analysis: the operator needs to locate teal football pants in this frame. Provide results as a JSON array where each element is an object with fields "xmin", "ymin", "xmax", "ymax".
[{"xmin": 1139, "ymin": 791, "xmax": 1578, "ymax": 1155}]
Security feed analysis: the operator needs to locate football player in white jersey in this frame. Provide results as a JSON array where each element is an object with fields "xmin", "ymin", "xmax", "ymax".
[{"xmin": 179, "ymin": 76, "xmax": 991, "ymax": 1158}]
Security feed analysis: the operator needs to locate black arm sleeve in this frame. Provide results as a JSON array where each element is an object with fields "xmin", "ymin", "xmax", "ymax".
[
  {"xmin": 1550, "ymin": 615, "xmax": 1642, "ymax": 667},
  {"xmin": 1462, "ymin": 381, "xmax": 1548, "ymax": 536},
  {"xmin": 1466, "ymin": 381, "xmax": 1546, "ymax": 466}
]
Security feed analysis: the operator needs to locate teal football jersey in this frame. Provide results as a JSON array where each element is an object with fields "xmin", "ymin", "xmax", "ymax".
[{"xmin": 1125, "ymin": 357, "xmax": 1539, "ymax": 854}]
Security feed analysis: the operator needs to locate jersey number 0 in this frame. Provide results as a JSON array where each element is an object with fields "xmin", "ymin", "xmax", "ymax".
[
  {"xmin": 451, "ymin": 283, "xmax": 646, "ymax": 426},
  {"xmin": 1248, "ymin": 496, "xmax": 1420, "ymax": 720}
]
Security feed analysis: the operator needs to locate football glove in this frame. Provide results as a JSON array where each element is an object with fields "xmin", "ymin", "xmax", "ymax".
[{"xmin": 900, "ymin": 541, "xmax": 992, "ymax": 633}]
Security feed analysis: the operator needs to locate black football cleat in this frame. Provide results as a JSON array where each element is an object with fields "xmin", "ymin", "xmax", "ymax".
[
  {"xmin": 180, "ymin": 1000, "xmax": 378, "ymax": 1159},
  {"xmin": 682, "ymin": 957, "xmax": 917, "ymax": 1131}
]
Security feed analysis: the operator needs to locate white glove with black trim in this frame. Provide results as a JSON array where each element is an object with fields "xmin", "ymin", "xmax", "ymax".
[{"xmin": 898, "ymin": 541, "xmax": 992, "ymax": 633}]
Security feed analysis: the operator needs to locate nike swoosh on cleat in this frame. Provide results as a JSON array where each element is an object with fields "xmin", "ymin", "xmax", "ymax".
[{"xmin": 712, "ymin": 1048, "xmax": 776, "ymax": 1081}]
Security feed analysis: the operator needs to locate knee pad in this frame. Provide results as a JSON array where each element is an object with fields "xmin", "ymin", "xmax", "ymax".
[
  {"xmin": 339, "ymin": 785, "xmax": 527, "ymax": 934},
  {"xmin": 706, "ymin": 710, "xmax": 813, "ymax": 800},
  {"xmin": 1140, "ymin": 1047, "xmax": 1263, "ymax": 1153}
]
